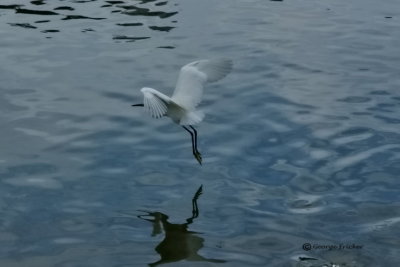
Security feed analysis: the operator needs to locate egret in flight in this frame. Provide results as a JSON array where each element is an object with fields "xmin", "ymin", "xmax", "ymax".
[{"xmin": 132, "ymin": 59, "xmax": 233, "ymax": 165}]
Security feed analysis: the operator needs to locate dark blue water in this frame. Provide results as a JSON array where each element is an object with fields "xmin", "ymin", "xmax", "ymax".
[{"xmin": 1, "ymin": 0, "xmax": 400, "ymax": 266}]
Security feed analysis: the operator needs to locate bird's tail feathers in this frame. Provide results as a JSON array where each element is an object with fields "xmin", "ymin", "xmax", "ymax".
[{"xmin": 180, "ymin": 110, "xmax": 205, "ymax": 125}]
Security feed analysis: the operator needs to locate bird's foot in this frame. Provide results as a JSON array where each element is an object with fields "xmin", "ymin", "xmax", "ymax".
[{"xmin": 194, "ymin": 151, "xmax": 202, "ymax": 165}]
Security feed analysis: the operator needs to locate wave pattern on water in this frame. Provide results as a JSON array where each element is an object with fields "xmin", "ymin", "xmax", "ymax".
[
  {"xmin": 0, "ymin": 0, "xmax": 177, "ymax": 45},
  {"xmin": 1, "ymin": 0, "xmax": 400, "ymax": 266}
]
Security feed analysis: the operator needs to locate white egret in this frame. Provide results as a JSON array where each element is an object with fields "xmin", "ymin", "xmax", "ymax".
[{"xmin": 132, "ymin": 59, "xmax": 233, "ymax": 165}]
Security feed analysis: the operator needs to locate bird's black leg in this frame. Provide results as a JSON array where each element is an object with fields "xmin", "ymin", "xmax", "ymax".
[
  {"xmin": 182, "ymin": 126, "xmax": 195, "ymax": 154},
  {"xmin": 182, "ymin": 126, "xmax": 202, "ymax": 165},
  {"xmin": 189, "ymin": 126, "xmax": 199, "ymax": 154}
]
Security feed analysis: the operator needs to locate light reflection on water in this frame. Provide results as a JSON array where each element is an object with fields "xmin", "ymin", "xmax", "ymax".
[{"xmin": 1, "ymin": 0, "xmax": 400, "ymax": 266}]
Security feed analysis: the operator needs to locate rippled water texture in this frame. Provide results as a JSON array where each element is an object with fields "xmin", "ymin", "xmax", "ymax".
[{"xmin": 1, "ymin": 0, "xmax": 400, "ymax": 266}]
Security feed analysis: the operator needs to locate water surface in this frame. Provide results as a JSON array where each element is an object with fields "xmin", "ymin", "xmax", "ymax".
[{"xmin": 1, "ymin": 0, "xmax": 399, "ymax": 266}]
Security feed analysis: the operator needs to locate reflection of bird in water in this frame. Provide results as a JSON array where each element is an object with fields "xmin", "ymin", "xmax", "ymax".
[
  {"xmin": 132, "ymin": 59, "xmax": 233, "ymax": 165},
  {"xmin": 138, "ymin": 185, "xmax": 225, "ymax": 266}
]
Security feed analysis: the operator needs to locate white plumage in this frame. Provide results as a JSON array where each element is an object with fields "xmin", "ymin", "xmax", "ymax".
[
  {"xmin": 134, "ymin": 58, "xmax": 232, "ymax": 165},
  {"xmin": 139, "ymin": 58, "xmax": 232, "ymax": 125}
]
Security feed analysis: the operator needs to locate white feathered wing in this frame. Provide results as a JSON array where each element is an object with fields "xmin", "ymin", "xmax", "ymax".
[
  {"xmin": 171, "ymin": 59, "xmax": 233, "ymax": 110},
  {"xmin": 141, "ymin": 87, "xmax": 170, "ymax": 118},
  {"xmin": 140, "ymin": 59, "xmax": 232, "ymax": 125}
]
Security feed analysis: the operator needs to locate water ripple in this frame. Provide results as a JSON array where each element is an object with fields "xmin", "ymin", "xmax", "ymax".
[
  {"xmin": 1, "ymin": 0, "xmax": 400, "ymax": 266},
  {"xmin": 0, "ymin": 0, "xmax": 178, "ymax": 46},
  {"xmin": 16, "ymin": 8, "xmax": 58, "ymax": 16}
]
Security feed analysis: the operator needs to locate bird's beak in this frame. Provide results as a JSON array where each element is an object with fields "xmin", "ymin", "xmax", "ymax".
[{"xmin": 132, "ymin": 104, "xmax": 144, "ymax": 107}]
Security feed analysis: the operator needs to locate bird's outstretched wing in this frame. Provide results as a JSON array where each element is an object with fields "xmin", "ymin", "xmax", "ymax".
[
  {"xmin": 171, "ymin": 59, "xmax": 232, "ymax": 110},
  {"xmin": 141, "ymin": 87, "xmax": 170, "ymax": 118}
]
